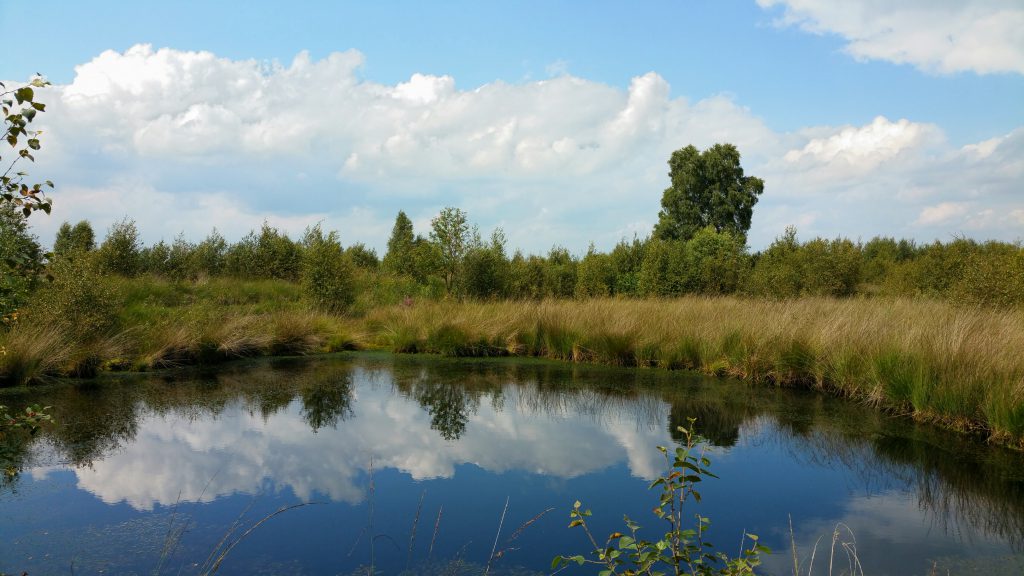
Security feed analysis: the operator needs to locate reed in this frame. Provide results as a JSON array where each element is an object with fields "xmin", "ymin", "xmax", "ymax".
[{"xmin": 359, "ymin": 297, "xmax": 1024, "ymax": 447}]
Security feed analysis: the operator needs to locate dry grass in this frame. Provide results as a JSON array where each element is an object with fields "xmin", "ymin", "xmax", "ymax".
[
  {"xmin": 360, "ymin": 297, "xmax": 1024, "ymax": 447},
  {"xmin": 0, "ymin": 323, "xmax": 71, "ymax": 385}
]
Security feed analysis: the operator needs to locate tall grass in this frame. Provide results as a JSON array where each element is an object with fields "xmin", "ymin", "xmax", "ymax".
[
  {"xmin": 362, "ymin": 297, "xmax": 1024, "ymax": 447},
  {"xmin": 4, "ymin": 275, "xmax": 1023, "ymax": 447}
]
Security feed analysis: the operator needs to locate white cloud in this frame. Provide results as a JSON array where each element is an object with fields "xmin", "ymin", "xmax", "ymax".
[
  {"xmin": 757, "ymin": 0, "xmax": 1024, "ymax": 75},
  {"xmin": 783, "ymin": 117, "xmax": 939, "ymax": 168},
  {"xmin": 915, "ymin": 202, "xmax": 970, "ymax": 226},
  {"xmin": 14, "ymin": 45, "xmax": 1024, "ymax": 253}
]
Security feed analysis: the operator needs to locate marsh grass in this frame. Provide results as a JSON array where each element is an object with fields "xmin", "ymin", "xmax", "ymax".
[
  {"xmin": 362, "ymin": 297, "xmax": 1024, "ymax": 447},
  {"xmin": 5, "ymin": 276, "xmax": 1023, "ymax": 446},
  {"xmin": 0, "ymin": 323, "xmax": 70, "ymax": 385}
]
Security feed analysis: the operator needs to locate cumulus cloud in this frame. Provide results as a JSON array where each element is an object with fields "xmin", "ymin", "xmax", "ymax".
[
  {"xmin": 14, "ymin": 44, "xmax": 1024, "ymax": 253},
  {"xmin": 757, "ymin": 0, "xmax": 1024, "ymax": 75},
  {"xmin": 783, "ymin": 117, "xmax": 941, "ymax": 168}
]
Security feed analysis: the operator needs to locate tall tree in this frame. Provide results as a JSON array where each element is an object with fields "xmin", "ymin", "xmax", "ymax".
[
  {"xmin": 654, "ymin": 143, "xmax": 763, "ymax": 243},
  {"xmin": 382, "ymin": 211, "xmax": 415, "ymax": 275},
  {"xmin": 429, "ymin": 206, "xmax": 470, "ymax": 295},
  {"xmin": 54, "ymin": 220, "xmax": 96, "ymax": 256}
]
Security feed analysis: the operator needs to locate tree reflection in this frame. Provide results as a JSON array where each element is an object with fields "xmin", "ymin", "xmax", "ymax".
[
  {"xmin": 412, "ymin": 380, "xmax": 476, "ymax": 441},
  {"xmin": 300, "ymin": 374, "xmax": 354, "ymax": 432}
]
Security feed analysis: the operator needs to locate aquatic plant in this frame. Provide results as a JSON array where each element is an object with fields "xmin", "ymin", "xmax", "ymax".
[{"xmin": 553, "ymin": 419, "xmax": 769, "ymax": 575}]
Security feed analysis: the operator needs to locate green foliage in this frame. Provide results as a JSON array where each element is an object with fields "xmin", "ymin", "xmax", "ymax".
[
  {"xmin": 192, "ymin": 228, "xmax": 227, "ymax": 277},
  {"xmin": 554, "ymin": 419, "xmax": 768, "ymax": 575},
  {"xmin": 224, "ymin": 223, "xmax": 302, "ymax": 280},
  {"xmin": 409, "ymin": 235, "xmax": 444, "ymax": 286},
  {"xmin": 654, "ymin": 143, "xmax": 763, "ymax": 243},
  {"xmin": 746, "ymin": 227, "xmax": 862, "ymax": 298},
  {"xmin": 637, "ymin": 238, "xmax": 676, "ymax": 297},
  {"xmin": 576, "ymin": 243, "xmax": 615, "ymax": 298},
  {"xmin": 508, "ymin": 251, "xmax": 546, "ymax": 299},
  {"xmin": 53, "ymin": 220, "xmax": 96, "ymax": 256},
  {"xmin": 382, "ymin": 210, "xmax": 416, "ymax": 275},
  {"xmin": 609, "ymin": 236, "xmax": 646, "ymax": 296},
  {"xmin": 861, "ymin": 236, "xmax": 916, "ymax": 288},
  {"xmin": 543, "ymin": 246, "xmax": 577, "ymax": 298},
  {"xmin": 0, "ymin": 205, "xmax": 44, "ymax": 319},
  {"xmin": 40, "ymin": 252, "xmax": 120, "ymax": 338},
  {"xmin": 462, "ymin": 228, "xmax": 510, "ymax": 299},
  {"xmin": 344, "ymin": 243, "xmax": 379, "ymax": 270},
  {"xmin": 166, "ymin": 233, "xmax": 197, "ymax": 281},
  {"xmin": 98, "ymin": 217, "xmax": 142, "ymax": 277},
  {"xmin": 300, "ymin": 224, "xmax": 356, "ymax": 313},
  {"xmin": 685, "ymin": 227, "xmax": 749, "ymax": 295},
  {"xmin": 1, "ymin": 76, "xmax": 53, "ymax": 217},
  {"xmin": 430, "ymin": 206, "xmax": 471, "ymax": 295}
]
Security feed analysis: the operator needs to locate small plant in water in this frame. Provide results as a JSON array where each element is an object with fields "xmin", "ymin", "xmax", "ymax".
[{"xmin": 553, "ymin": 418, "xmax": 769, "ymax": 575}]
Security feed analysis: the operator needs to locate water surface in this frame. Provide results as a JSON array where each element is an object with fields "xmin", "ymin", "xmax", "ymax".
[{"xmin": 2, "ymin": 352, "xmax": 1022, "ymax": 575}]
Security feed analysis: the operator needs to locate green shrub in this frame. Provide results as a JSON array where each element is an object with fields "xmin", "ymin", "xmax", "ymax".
[
  {"xmin": 575, "ymin": 244, "xmax": 614, "ymax": 298},
  {"xmin": 39, "ymin": 253, "xmax": 119, "ymax": 338},
  {"xmin": 98, "ymin": 218, "xmax": 142, "ymax": 277},
  {"xmin": 0, "ymin": 205, "xmax": 44, "ymax": 320},
  {"xmin": 300, "ymin": 224, "xmax": 355, "ymax": 313}
]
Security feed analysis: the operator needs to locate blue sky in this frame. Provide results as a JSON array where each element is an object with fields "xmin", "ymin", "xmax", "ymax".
[{"xmin": 3, "ymin": 0, "xmax": 1022, "ymax": 253}]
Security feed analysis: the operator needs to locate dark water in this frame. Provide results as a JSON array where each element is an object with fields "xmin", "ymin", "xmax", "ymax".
[{"xmin": 1, "ymin": 352, "xmax": 1023, "ymax": 575}]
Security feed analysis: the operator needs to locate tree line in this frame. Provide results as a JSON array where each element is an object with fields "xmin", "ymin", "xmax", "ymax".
[
  {"xmin": 2, "ymin": 203, "xmax": 1021, "ymax": 321},
  {"xmin": 2, "ymin": 138, "xmax": 1022, "ymax": 321}
]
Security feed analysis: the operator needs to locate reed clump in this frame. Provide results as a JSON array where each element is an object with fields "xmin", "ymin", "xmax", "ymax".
[{"xmin": 361, "ymin": 297, "xmax": 1024, "ymax": 447}]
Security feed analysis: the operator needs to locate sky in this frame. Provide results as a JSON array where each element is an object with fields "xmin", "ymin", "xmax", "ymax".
[{"xmin": 2, "ymin": 0, "xmax": 1022, "ymax": 253}]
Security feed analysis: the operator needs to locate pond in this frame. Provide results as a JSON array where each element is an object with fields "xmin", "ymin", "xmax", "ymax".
[{"xmin": 1, "ymin": 352, "xmax": 1023, "ymax": 575}]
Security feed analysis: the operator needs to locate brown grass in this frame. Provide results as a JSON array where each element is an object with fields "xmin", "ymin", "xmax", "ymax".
[{"xmin": 360, "ymin": 297, "xmax": 1024, "ymax": 447}]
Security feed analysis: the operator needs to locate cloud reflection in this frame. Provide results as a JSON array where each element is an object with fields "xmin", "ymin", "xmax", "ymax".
[{"xmin": 32, "ymin": 379, "xmax": 671, "ymax": 511}]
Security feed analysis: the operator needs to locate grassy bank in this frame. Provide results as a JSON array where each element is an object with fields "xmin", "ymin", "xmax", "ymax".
[
  {"xmin": 362, "ymin": 298, "xmax": 1024, "ymax": 447},
  {"xmin": 2, "ymin": 277, "xmax": 1022, "ymax": 447}
]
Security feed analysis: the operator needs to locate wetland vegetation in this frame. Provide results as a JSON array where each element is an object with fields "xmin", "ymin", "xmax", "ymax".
[{"xmin": 2, "ymin": 205, "xmax": 1023, "ymax": 448}]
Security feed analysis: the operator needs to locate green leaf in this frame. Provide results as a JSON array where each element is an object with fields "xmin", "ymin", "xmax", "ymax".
[{"xmin": 14, "ymin": 87, "xmax": 33, "ymax": 104}]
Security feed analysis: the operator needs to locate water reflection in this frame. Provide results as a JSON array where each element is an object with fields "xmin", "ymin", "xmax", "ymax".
[{"xmin": 2, "ymin": 353, "xmax": 1023, "ymax": 574}]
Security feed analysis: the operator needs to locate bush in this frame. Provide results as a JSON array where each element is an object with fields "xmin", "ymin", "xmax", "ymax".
[
  {"xmin": 300, "ymin": 224, "xmax": 355, "ymax": 313},
  {"xmin": 192, "ymin": 229, "xmax": 227, "ymax": 277},
  {"xmin": 98, "ymin": 218, "xmax": 142, "ymax": 277},
  {"xmin": 685, "ymin": 227, "xmax": 749, "ymax": 295},
  {"xmin": 543, "ymin": 246, "xmax": 577, "ymax": 298},
  {"xmin": 575, "ymin": 244, "xmax": 614, "ymax": 298},
  {"xmin": 39, "ymin": 253, "xmax": 119, "ymax": 338},
  {"xmin": 462, "ymin": 231, "xmax": 510, "ymax": 300},
  {"xmin": 745, "ymin": 227, "xmax": 862, "ymax": 298},
  {"xmin": 0, "ymin": 206, "xmax": 44, "ymax": 320}
]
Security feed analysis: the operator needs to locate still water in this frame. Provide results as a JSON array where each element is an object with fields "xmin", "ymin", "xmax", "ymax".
[{"xmin": 1, "ymin": 352, "xmax": 1022, "ymax": 575}]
